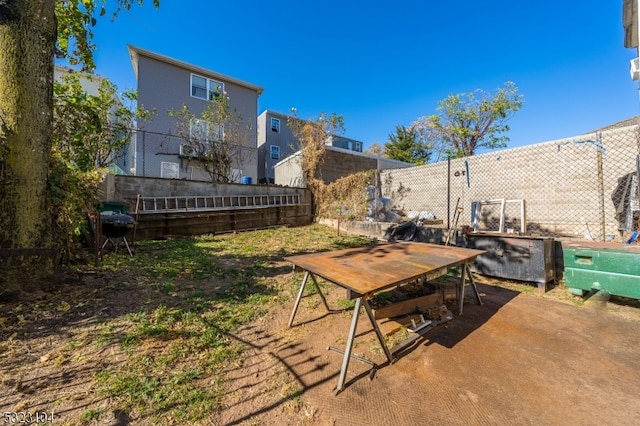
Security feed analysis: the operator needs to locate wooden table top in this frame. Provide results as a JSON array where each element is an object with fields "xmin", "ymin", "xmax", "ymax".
[{"xmin": 285, "ymin": 242, "xmax": 485, "ymax": 295}]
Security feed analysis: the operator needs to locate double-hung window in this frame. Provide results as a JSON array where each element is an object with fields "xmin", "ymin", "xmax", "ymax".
[
  {"xmin": 191, "ymin": 74, "xmax": 224, "ymax": 101},
  {"xmin": 271, "ymin": 118, "xmax": 280, "ymax": 132},
  {"xmin": 270, "ymin": 145, "xmax": 280, "ymax": 160},
  {"xmin": 190, "ymin": 118, "xmax": 223, "ymax": 143}
]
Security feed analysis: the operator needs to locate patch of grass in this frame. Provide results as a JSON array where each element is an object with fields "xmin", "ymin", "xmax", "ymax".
[
  {"xmin": 336, "ymin": 298, "xmax": 356, "ymax": 309},
  {"xmin": 373, "ymin": 291, "xmax": 393, "ymax": 304},
  {"xmin": 90, "ymin": 224, "xmax": 375, "ymax": 423},
  {"xmin": 81, "ymin": 408, "xmax": 103, "ymax": 422},
  {"xmin": 433, "ymin": 270, "xmax": 461, "ymax": 281}
]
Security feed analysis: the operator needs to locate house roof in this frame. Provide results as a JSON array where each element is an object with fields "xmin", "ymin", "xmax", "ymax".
[
  {"xmin": 275, "ymin": 145, "xmax": 413, "ymax": 168},
  {"xmin": 587, "ymin": 115, "xmax": 640, "ymax": 133},
  {"xmin": 259, "ymin": 110, "xmax": 292, "ymax": 119},
  {"xmin": 324, "ymin": 145, "xmax": 414, "ymax": 166},
  {"xmin": 128, "ymin": 45, "xmax": 264, "ymax": 95}
]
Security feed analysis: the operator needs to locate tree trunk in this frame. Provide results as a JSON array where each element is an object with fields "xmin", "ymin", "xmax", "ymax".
[{"xmin": 0, "ymin": 0, "xmax": 57, "ymax": 299}]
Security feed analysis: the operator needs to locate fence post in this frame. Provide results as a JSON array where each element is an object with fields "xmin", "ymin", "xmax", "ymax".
[
  {"xmin": 447, "ymin": 156, "xmax": 451, "ymax": 230},
  {"xmin": 595, "ymin": 133, "xmax": 606, "ymax": 241}
]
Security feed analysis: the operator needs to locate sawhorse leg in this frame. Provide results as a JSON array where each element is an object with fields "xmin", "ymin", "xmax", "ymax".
[
  {"xmin": 288, "ymin": 271, "xmax": 331, "ymax": 328},
  {"xmin": 335, "ymin": 297, "xmax": 393, "ymax": 394},
  {"xmin": 457, "ymin": 263, "xmax": 483, "ymax": 315}
]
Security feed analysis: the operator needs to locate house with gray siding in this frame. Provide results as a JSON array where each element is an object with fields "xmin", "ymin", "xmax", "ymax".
[
  {"xmin": 128, "ymin": 45, "xmax": 264, "ymax": 182},
  {"xmin": 326, "ymin": 135, "xmax": 363, "ymax": 153},
  {"xmin": 257, "ymin": 110, "xmax": 365, "ymax": 184},
  {"xmin": 257, "ymin": 110, "xmax": 300, "ymax": 183}
]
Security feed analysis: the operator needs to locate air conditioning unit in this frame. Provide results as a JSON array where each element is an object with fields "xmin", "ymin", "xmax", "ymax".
[
  {"xmin": 180, "ymin": 144, "xmax": 197, "ymax": 158},
  {"xmin": 630, "ymin": 57, "xmax": 640, "ymax": 81}
]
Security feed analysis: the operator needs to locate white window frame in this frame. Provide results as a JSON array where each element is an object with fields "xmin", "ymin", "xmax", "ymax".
[
  {"xmin": 189, "ymin": 118, "xmax": 223, "ymax": 143},
  {"xmin": 191, "ymin": 74, "xmax": 224, "ymax": 101},
  {"xmin": 270, "ymin": 145, "xmax": 280, "ymax": 160},
  {"xmin": 161, "ymin": 162, "xmax": 179, "ymax": 179},
  {"xmin": 229, "ymin": 168, "xmax": 242, "ymax": 183},
  {"xmin": 271, "ymin": 117, "xmax": 280, "ymax": 132}
]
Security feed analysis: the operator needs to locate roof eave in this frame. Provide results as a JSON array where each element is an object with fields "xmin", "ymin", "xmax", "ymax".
[{"xmin": 127, "ymin": 44, "xmax": 264, "ymax": 95}]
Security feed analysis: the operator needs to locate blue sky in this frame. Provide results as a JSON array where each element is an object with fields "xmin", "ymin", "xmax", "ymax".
[{"xmin": 88, "ymin": 0, "xmax": 640, "ymax": 151}]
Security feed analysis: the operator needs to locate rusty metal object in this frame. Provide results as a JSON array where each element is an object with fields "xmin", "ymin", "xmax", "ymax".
[{"xmin": 285, "ymin": 242, "xmax": 485, "ymax": 296}]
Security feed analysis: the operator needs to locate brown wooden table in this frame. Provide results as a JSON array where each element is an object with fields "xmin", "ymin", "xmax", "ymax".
[{"xmin": 285, "ymin": 241, "xmax": 485, "ymax": 393}]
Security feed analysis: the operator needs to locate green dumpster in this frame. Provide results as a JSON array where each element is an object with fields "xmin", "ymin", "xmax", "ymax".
[{"xmin": 563, "ymin": 241, "xmax": 640, "ymax": 299}]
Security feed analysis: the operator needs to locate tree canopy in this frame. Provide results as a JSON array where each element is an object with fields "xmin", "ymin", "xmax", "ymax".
[
  {"xmin": 55, "ymin": 0, "xmax": 160, "ymax": 70},
  {"xmin": 384, "ymin": 125, "xmax": 431, "ymax": 165},
  {"xmin": 412, "ymin": 81, "xmax": 524, "ymax": 159},
  {"xmin": 0, "ymin": 0, "xmax": 159, "ymax": 298}
]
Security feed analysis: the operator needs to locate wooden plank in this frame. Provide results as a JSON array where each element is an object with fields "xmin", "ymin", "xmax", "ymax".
[
  {"xmin": 373, "ymin": 293, "xmax": 442, "ymax": 319},
  {"xmin": 378, "ymin": 314, "xmax": 424, "ymax": 336}
]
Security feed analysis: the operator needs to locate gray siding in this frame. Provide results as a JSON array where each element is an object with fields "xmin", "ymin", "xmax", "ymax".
[
  {"xmin": 257, "ymin": 111, "xmax": 300, "ymax": 183},
  {"xmin": 132, "ymin": 47, "xmax": 261, "ymax": 182}
]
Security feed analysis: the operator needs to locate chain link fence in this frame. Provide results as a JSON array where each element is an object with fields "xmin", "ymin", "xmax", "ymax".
[
  {"xmin": 376, "ymin": 121, "xmax": 640, "ymax": 243},
  {"xmin": 131, "ymin": 130, "xmax": 258, "ymax": 181}
]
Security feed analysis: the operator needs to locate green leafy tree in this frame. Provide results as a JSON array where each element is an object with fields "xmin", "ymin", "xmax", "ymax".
[
  {"xmin": 384, "ymin": 125, "xmax": 431, "ymax": 165},
  {"xmin": 0, "ymin": 0, "xmax": 158, "ymax": 299},
  {"xmin": 412, "ymin": 81, "xmax": 524, "ymax": 159},
  {"xmin": 53, "ymin": 72, "xmax": 154, "ymax": 171},
  {"xmin": 170, "ymin": 91, "xmax": 253, "ymax": 183},
  {"xmin": 50, "ymin": 72, "xmax": 154, "ymax": 258}
]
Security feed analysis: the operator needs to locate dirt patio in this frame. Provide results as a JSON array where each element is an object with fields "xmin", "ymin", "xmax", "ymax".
[
  {"xmin": 2, "ymin": 259, "xmax": 640, "ymax": 425},
  {"xmin": 219, "ymin": 278, "xmax": 640, "ymax": 425}
]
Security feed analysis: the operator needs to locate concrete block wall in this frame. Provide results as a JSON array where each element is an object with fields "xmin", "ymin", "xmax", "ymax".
[
  {"xmin": 274, "ymin": 146, "xmax": 412, "ymax": 187},
  {"xmin": 380, "ymin": 126, "xmax": 640, "ymax": 240},
  {"xmin": 317, "ymin": 149, "xmax": 377, "ymax": 184},
  {"xmin": 99, "ymin": 175, "xmax": 313, "ymax": 239},
  {"xmin": 102, "ymin": 175, "xmax": 311, "ymax": 209}
]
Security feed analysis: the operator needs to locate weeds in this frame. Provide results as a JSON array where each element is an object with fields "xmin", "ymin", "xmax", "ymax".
[{"xmin": 87, "ymin": 224, "xmax": 373, "ymax": 423}]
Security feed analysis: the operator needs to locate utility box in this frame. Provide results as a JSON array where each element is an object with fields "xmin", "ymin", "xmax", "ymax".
[
  {"xmin": 465, "ymin": 233, "xmax": 556, "ymax": 291},
  {"xmin": 563, "ymin": 241, "xmax": 640, "ymax": 299}
]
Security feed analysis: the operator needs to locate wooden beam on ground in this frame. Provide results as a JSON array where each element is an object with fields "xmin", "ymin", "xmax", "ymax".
[{"xmin": 372, "ymin": 293, "xmax": 442, "ymax": 320}]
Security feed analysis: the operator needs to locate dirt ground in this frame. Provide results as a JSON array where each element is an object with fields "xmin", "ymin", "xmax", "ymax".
[
  {"xmin": 2, "ymin": 271, "xmax": 640, "ymax": 425},
  {"xmin": 219, "ymin": 277, "xmax": 640, "ymax": 426}
]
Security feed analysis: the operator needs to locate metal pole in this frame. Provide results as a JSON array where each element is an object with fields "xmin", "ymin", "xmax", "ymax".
[
  {"xmin": 142, "ymin": 130, "xmax": 146, "ymax": 177},
  {"xmin": 309, "ymin": 273, "xmax": 330, "ymax": 312},
  {"xmin": 447, "ymin": 156, "xmax": 451, "ymax": 230},
  {"xmin": 597, "ymin": 133, "xmax": 606, "ymax": 241},
  {"xmin": 363, "ymin": 300, "xmax": 393, "ymax": 364},
  {"xmin": 637, "ymin": 155, "xmax": 640, "ymax": 199},
  {"xmin": 336, "ymin": 297, "xmax": 362, "ymax": 393},
  {"xmin": 288, "ymin": 271, "xmax": 309, "ymax": 327},
  {"xmin": 458, "ymin": 264, "xmax": 467, "ymax": 316}
]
